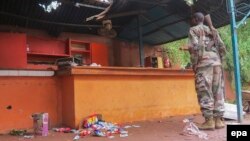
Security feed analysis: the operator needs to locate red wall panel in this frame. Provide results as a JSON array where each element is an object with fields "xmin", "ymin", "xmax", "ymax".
[
  {"xmin": 92, "ymin": 43, "xmax": 109, "ymax": 66},
  {"xmin": 0, "ymin": 33, "xmax": 27, "ymax": 69}
]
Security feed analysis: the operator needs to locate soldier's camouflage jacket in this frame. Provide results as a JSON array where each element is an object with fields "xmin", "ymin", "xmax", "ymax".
[{"xmin": 188, "ymin": 24, "xmax": 226, "ymax": 70}]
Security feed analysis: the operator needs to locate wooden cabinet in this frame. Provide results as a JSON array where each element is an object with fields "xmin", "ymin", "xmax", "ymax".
[
  {"xmin": 27, "ymin": 36, "xmax": 70, "ymax": 65},
  {"xmin": 0, "ymin": 32, "xmax": 94, "ymax": 70},
  {"xmin": 69, "ymin": 39, "xmax": 92, "ymax": 65}
]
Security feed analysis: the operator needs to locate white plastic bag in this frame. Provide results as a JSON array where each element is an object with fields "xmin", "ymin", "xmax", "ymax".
[{"xmin": 182, "ymin": 119, "xmax": 208, "ymax": 140}]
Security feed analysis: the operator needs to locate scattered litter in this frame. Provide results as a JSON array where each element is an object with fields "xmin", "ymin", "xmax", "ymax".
[
  {"xmin": 79, "ymin": 129, "xmax": 92, "ymax": 136},
  {"xmin": 123, "ymin": 125, "xmax": 132, "ymax": 129},
  {"xmin": 24, "ymin": 135, "xmax": 34, "ymax": 139},
  {"xmin": 9, "ymin": 129, "xmax": 27, "ymax": 136},
  {"xmin": 70, "ymin": 129, "xmax": 78, "ymax": 134},
  {"xmin": 108, "ymin": 135, "xmax": 115, "ymax": 139},
  {"xmin": 81, "ymin": 114, "xmax": 102, "ymax": 128},
  {"xmin": 52, "ymin": 114, "xmax": 131, "ymax": 139},
  {"xmin": 52, "ymin": 127, "xmax": 73, "ymax": 133},
  {"xmin": 10, "ymin": 130, "xmax": 34, "ymax": 139},
  {"xmin": 120, "ymin": 133, "xmax": 128, "ymax": 138},
  {"xmin": 93, "ymin": 130, "xmax": 106, "ymax": 137},
  {"xmin": 132, "ymin": 125, "xmax": 140, "ymax": 128},
  {"xmin": 182, "ymin": 119, "xmax": 208, "ymax": 140},
  {"xmin": 73, "ymin": 135, "xmax": 80, "ymax": 140},
  {"xmin": 77, "ymin": 114, "xmax": 129, "ymax": 138},
  {"xmin": 120, "ymin": 130, "xmax": 128, "ymax": 134},
  {"xmin": 123, "ymin": 125, "xmax": 140, "ymax": 129}
]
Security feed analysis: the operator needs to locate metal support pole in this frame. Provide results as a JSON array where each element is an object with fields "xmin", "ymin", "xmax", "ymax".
[
  {"xmin": 75, "ymin": 3, "xmax": 106, "ymax": 10},
  {"xmin": 236, "ymin": 10, "xmax": 250, "ymax": 28},
  {"xmin": 228, "ymin": 0, "xmax": 243, "ymax": 123},
  {"xmin": 137, "ymin": 15, "xmax": 144, "ymax": 67}
]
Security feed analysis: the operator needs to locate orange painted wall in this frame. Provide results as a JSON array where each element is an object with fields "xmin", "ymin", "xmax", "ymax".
[
  {"xmin": 60, "ymin": 76, "xmax": 75, "ymax": 127},
  {"xmin": 0, "ymin": 77, "xmax": 62, "ymax": 133},
  {"xmin": 71, "ymin": 75, "xmax": 200, "ymax": 127}
]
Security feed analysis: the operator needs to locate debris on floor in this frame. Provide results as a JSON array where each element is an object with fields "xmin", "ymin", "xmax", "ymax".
[
  {"xmin": 76, "ymin": 114, "xmax": 129, "ymax": 138},
  {"xmin": 123, "ymin": 125, "xmax": 132, "ymax": 129},
  {"xmin": 73, "ymin": 135, "xmax": 80, "ymax": 140},
  {"xmin": 32, "ymin": 113, "xmax": 49, "ymax": 136},
  {"xmin": 3, "ymin": 115, "xmax": 244, "ymax": 141},
  {"xmin": 9, "ymin": 129, "xmax": 27, "ymax": 136},
  {"xmin": 9, "ymin": 129, "xmax": 35, "ymax": 140},
  {"xmin": 23, "ymin": 135, "xmax": 34, "ymax": 139},
  {"xmin": 52, "ymin": 127, "xmax": 78, "ymax": 133},
  {"xmin": 80, "ymin": 114, "xmax": 103, "ymax": 129},
  {"xmin": 223, "ymin": 103, "xmax": 246, "ymax": 120},
  {"xmin": 123, "ymin": 125, "xmax": 141, "ymax": 129},
  {"xmin": 51, "ymin": 114, "xmax": 140, "ymax": 140},
  {"xmin": 132, "ymin": 125, "xmax": 141, "ymax": 128},
  {"xmin": 181, "ymin": 118, "xmax": 208, "ymax": 140},
  {"xmin": 79, "ymin": 119, "xmax": 126, "ymax": 138}
]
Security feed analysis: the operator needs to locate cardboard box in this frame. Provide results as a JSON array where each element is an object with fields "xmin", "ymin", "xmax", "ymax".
[{"xmin": 32, "ymin": 113, "xmax": 49, "ymax": 136}]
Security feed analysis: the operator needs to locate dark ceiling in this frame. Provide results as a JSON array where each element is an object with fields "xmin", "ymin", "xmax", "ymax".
[{"xmin": 0, "ymin": 0, "xmax": 249, "ymax": 45}]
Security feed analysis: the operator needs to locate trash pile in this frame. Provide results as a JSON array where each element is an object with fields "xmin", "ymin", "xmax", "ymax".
[
  {"xmin": 9, "ymin": 129, "xmax": 34, "ymax": 139},
  {"xmin": 53, "ymin": 114, "xmax": 134, "ymax": 140},
  {"xmin": 181, "ymin": 118, "xmax": 208, "ymax": 140},
  {"xmin": 77, "ymin": 114, "xmax": 128, "ymax": 139},
  {"xmin": 9, "ymin": 113, "xmax": 139, "ymax": 140}
]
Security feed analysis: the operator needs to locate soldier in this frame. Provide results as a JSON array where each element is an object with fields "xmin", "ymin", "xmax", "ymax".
[{"xmin": 187, "ymin": 12, "xmax": 227, "ymax": 130}]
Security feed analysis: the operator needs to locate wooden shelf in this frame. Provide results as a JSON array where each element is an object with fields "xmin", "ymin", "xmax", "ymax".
[
  {"xmin": 27, "ymin": 52, "xmax": 70, "ymax": 57},
  {"xmin": 68, "ymin": 39, "xmax": 92, "ymax": 65},
  {"xmin": 71, "ymin": 49, "xmax": 90, "ymax": 54},
  {"xmin": 70, "ymin": 39, "xmax": 89, "ymax": 44}
]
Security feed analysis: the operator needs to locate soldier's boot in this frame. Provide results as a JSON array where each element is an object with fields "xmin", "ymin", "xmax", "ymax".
[
  {"xmin": 215, "ymin": 117, "xmax": 225, "ymax": 129},
  {"xmin": 197, "ymin": 117, "xmax": 215, "ymax": 130}
]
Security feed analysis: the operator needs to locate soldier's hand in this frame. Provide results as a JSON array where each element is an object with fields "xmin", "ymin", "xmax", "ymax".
[
  {"xmin": 179, "ymin": 45, "xmax": 189, "ymax": 51},
  {"xmin": 210, "ymin": 26, "xmax": 218, "ymax": 40},
  {"xmin": 192, "ymin": 65, "xmax": 197, "ymax": 73}
]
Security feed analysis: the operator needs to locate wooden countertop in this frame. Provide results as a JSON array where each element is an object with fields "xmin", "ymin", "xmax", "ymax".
[{"xmin": 56, "ymin": 66, "xmax": 194, "ymax": 77}]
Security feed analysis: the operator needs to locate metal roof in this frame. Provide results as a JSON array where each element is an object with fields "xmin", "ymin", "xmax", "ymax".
[{"xmin": 0, "ymin": 0, "xmax": 249, "ymax": 45}]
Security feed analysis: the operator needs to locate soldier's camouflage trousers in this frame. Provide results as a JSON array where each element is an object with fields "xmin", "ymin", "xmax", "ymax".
[{"xmin": 195, "ymin": 65, "xmax": 225, "ymax": 118}]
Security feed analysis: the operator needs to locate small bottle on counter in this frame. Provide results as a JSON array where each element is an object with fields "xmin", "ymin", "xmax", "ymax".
[{"xmin": 26, "ymin": 44, "xmax": 30, "ymax": 52}]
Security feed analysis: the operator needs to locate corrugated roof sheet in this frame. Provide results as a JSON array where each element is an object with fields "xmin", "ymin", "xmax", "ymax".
[{"xmin": 0, "ymin": 0, "xmax": 249, "ymax": 45}]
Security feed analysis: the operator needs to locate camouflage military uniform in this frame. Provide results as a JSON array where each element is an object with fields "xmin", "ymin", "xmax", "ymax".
[{"xmin": 188, "ymin": 24, "xmax": 226, "ymax": 118}]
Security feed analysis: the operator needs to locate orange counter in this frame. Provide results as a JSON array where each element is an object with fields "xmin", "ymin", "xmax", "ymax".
[{"xmin": 58, "ymin": 67, "xmax": 200, "ymax": 128}]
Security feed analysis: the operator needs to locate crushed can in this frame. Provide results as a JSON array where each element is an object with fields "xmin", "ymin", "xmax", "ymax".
[{"xmin": 32, "ymin": 113, "xmax": 49, "ymax": 136}]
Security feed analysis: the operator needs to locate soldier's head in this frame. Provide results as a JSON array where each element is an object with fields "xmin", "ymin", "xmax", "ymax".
[{"xmin": 191, "ymin": 12, "xmax": 204, "ymax": 25}]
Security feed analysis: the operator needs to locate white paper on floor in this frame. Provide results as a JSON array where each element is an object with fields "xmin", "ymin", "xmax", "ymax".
[
  {"xmin": 181, "ymin": 119, "xmax": 208, "ymax": 140},
  {"xmin": 223, "ymin": 103, "xmax": 246, "ymax": 120}
]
